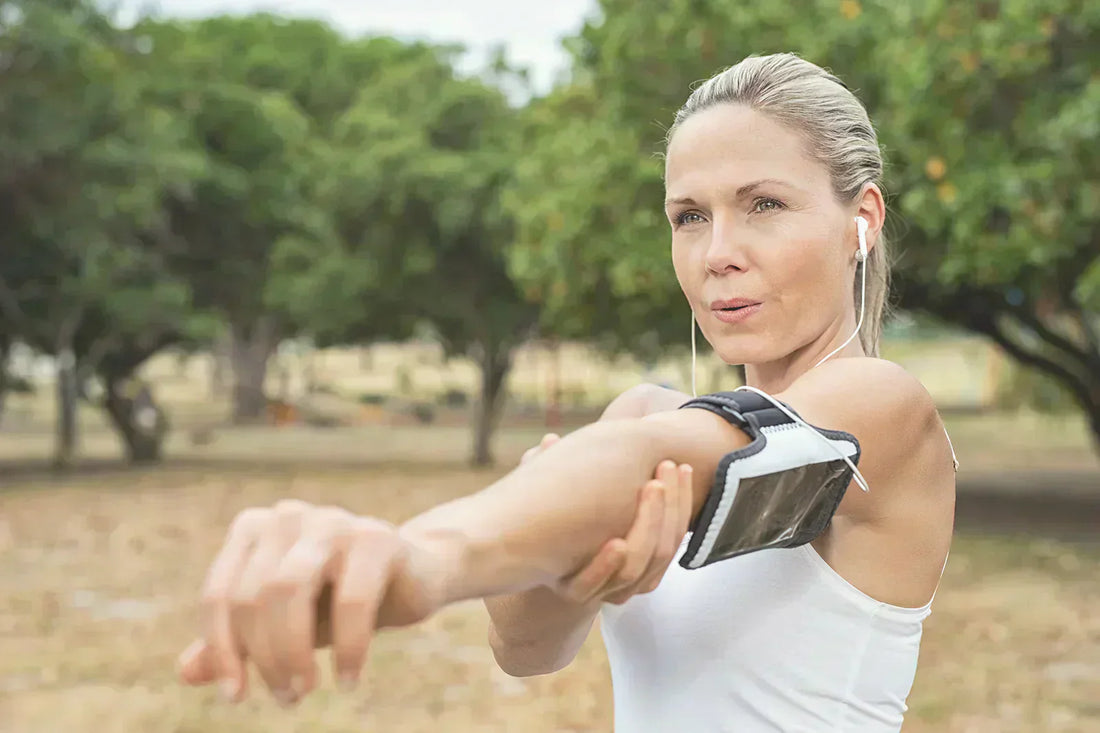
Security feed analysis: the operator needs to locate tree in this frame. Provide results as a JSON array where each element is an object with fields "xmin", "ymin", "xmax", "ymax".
[
  {"xmin": 273, "ymin": 43, "xmax": 539, "ymax": 466},
  {"xmin": 869, "ymin": 1, "xmax": 1100, "ymax": 453},
  {"xmin": 513, "ymin": 0, "xmax": 1100, "ymax": 454},
  {"xmin": 129, "ymin": 15, "xmax": 347, "ymax": 423},
  {"xmin": 130, "ymin": 16, "xmax": 463, "ymax": 424},
  {"xmin": 0, "ymin": 0, "xmax": 207, "ymax": 466}
]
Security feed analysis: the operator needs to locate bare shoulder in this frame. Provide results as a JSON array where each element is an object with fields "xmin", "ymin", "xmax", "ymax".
[
  {"xmin": 781, "ymin": 357, "xmax": 935, "ymax": 424},
  {"xmin": 777, "ymin": 358, "xmax": 956, "ymax": 517}
]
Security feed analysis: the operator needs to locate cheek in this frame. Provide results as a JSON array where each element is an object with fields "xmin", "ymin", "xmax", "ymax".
[
  {"xmin": 765, "ymin": 232, "xmax": 845, "ymax": 309},
  {"xmin": 670, "ymin": 240, "xmax": 698, "ymax": 299}
]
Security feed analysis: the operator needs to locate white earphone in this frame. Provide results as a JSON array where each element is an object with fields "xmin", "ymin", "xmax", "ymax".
[
  {"xmin": 855, "ymin": 215, "xmax": 869, "ymax": 263},
  {"xmin": 811, "ymin": 215, "xmax": 868, "ymax": 368}
]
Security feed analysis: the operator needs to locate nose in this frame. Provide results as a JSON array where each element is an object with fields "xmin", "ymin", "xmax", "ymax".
[{"xmin": 703, "ymin": 214, "xmax": 749, "ymax": 275}]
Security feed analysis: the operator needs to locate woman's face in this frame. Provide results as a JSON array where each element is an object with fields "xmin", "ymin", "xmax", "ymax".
[{"xmin": 665, "ymin": 104, "xmax": 859, "ymax": 367}]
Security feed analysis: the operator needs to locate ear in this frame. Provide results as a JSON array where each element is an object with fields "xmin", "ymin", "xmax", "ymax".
[{"xmin": 854, "ymin": 183, "xmax": 886, "ymax": 254}]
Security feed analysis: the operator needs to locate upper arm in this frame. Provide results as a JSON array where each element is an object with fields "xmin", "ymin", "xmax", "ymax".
[
  {"xmin": 599, "ymin": 383, "xmax": 693, "ymax": 421},
  {"xmin": 637, "ymin": 359, "xmax": 954, "ymax": 526}
]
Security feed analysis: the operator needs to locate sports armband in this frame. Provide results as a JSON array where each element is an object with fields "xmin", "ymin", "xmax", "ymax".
[{"xmin": 677, "ymin": 389, "xmax": 861, "ymax": 570}]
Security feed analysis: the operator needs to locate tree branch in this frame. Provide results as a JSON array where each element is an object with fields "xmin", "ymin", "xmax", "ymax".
[
  {"xmin": 897, "ymin": 275, "xmax": 1096, "ymax": 414},
  {"xmin": 1003, "ymin": 297, "xmax": 1090, "ymax": 366},
  {"xmin": 76, "ymin": 331, "xmax": 125, "ymax": 390},
  {"xmin": 1067, "ymin": 292, "xmax": 1100, "ymax": 366},
  {"xmin": 982, "ymin": 317, "xmax": 1094, "ymax": 415}
]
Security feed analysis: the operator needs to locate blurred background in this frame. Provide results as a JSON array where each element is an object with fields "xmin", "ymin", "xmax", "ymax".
[{"xmin": 0, "ymin": 0, "xmax": 1097, "ymax": 731}]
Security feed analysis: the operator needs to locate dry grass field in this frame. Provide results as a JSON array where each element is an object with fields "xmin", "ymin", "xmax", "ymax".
[
  {"xmin": 1, "ymin": 425, "xmax": 1098, "ymax": 733},
  {"xmin": 1, "ymin": 339, "xmax": 1098, "ymax": 732}
]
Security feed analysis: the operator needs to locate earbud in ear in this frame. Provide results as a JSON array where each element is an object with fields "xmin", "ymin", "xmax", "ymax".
[{"xmin": 854, "ymin": 216, "xmax": 869, "ymax": 263}]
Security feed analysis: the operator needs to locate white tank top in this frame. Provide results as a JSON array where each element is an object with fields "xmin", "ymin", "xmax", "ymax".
[{"xmin": 599, "ymin": 538, "xmax": 937, "ymax": 732}]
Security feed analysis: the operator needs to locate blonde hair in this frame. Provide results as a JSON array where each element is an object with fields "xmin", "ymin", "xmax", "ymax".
[{"xmin": 667, "ymin": 53, "xmax": 890, "ymax": 356}]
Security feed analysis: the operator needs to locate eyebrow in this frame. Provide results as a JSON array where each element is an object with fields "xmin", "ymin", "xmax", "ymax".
[{"xmin": 664, "ymin": 178, "xmax": 795, "ymax": 208}]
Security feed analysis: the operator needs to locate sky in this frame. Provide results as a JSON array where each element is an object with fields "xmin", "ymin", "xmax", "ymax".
[{"xmin": 110, "ymin": 0, "xmax": 598, "ymax": 93}]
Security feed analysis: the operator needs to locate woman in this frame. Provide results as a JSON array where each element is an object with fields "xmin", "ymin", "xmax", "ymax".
[{"xmin": 178, "ymin": 53, "xmax": 957, "ymax": 732}]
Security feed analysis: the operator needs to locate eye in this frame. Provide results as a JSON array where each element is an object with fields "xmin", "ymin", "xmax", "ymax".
[
  {"xmin": 752, "ymin": 197, "xmax": 785, "ymax": 214},
  {"xmin": 673, "ymin": 211, "xmax": 707, "ymax": 227}
]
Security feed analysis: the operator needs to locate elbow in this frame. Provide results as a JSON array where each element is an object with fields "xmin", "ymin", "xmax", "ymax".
[
  {"xmin": 488, "ymin": 626, "xmax": 575, "ymax": 678},
  {"xmin": 491, "ymin": 648, "xmax": 564, "ymax": 678}
]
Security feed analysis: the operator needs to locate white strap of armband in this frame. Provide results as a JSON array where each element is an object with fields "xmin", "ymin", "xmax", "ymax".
[{"xmin": 733, "ymin": 385, "xmax": 871, "ymax": 494}]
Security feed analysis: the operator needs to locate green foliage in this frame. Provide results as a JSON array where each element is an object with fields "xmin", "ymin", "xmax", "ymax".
[
  {"xmin": 279, "ymin": 40, "xmax": 538, "ymax": 363},
  {"xmin": 0, "ymin": 1, "xmax": 543, "ymax": 462},
  {"xmin": 0, "ymin": 0, "xmax": 208, "ymax": 364},
  {"xmin": 514, "ymin": 0, "xmax": 1100, "ymax": 444},
  {"xmin": 5, "ymin": 0, "xmax": 1096, "ymax": 459},
  {"xmin": 133, "ymin": 17, "xmax": 330, "ymax": 333}
]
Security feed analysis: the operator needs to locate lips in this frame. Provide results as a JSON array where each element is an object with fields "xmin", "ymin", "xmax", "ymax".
[{"xmin": 709, "ymin": 298, "xmax": 762, "ymax": 324}]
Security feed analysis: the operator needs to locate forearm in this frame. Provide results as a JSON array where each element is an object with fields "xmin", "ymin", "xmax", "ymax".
[{"xmin": 397, "ymin": 409, "xmax": 745, "ymax": 608}]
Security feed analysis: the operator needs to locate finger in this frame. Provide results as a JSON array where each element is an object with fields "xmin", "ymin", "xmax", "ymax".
[
  {"xmin": 265, "ymin": 506, "xmax": 351, "ymax": 702},
  {"xmin": 200, "ymin": 508, "xmax": 268, "ymax": 701},
  {"xmin": 234, "ymin": 503, "xmax": 304, "ymax": 702},
  {"xmin": 177, "ymin": 639, "xmax": 218, "ymax": 686},
  {"xmin": 557, "ymin": 538, "xmax": 627, "ymax": 604},
  {"xmin": 331, "ymin": 517, "xmax": 403, "ymax": 690},
  {"xmin": 676, "ymin": 463, "xmax": 694, "ymax": 541},
  {"xmin": 605, "ymin": 481, "xmax": 664, "ymax": 599},
  {"xmin": 604, "ymin": 486, "xmax": 664, "ymax": 605},
  {"xmin": 656, "ymin": 460, "xmax": 683, "ymax": 556},
  {"xmin": 637, "ymin": 461, "xmax": 686, "ymax": 594}
]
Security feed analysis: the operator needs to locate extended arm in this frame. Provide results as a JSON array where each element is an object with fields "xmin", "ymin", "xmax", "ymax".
[{"xmin": 397, "ymin": 404, "xmax": 747, "ymax": 607}]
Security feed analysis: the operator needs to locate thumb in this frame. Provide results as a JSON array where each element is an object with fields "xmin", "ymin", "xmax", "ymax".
[
  {"xmin": 177, "ymin": 639, "xmax": 219, "ymax": 686},
  {"xmin": 540, "ymin": 433, "xmax": 561, "ymax": 449}
]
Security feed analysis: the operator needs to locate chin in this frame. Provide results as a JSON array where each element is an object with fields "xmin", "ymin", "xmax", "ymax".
[{"xmin": 710, "ymin": 338, "xmax": 778, "ymax": 367}]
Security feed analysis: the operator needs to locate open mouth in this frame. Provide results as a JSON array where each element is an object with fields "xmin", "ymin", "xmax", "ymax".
[{"xmin": 711, "ymin": 301, "xmax": 762, "ymax": 323}]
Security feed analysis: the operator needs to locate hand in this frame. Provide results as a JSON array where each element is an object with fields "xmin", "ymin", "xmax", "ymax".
[
  {"xmin": 555, "ymin": 459, "xmax": 693, "ymax": 605},
  {"xmin": 523, "ymin": 432, "xmax": 693, "ymax": 606},
  {"xmin": 176, "ymin": 500, "xmax": 444, "ymax": 706}
]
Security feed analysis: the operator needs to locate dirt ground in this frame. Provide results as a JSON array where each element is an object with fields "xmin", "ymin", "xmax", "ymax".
[{"xmin": 1, "ymin": 415, "xmax": 1098, "ymax": 733}]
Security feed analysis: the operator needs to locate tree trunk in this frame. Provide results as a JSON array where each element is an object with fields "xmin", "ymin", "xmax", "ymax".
[
  {"xmin": 229, "ymin": 316, "xmax": 278, "ymax": 424},
  {"xmin": 104, "ymin": 380, "xmax": 168, "ymax": 464},
  {"xmin": 546, "ymin": 340, "xmax": 562, "ymax": 429},
  {"xmin": 210, "ymin": 332, "xmax": 231, "ymax": 399},
  {"xmin": 471, "ymin": 342, "xmax": 513, "ymax": 467},
  {"xmin": 0, "ymin": 341, "xmax": 8, "ymax": 427},
  {"xmin": 54, "ymin": 348, "xmax": 78, "ymax": 470},
  {"xmin": 1088, "ymin": 383, "xmax": 1100, "ymax": 460}
]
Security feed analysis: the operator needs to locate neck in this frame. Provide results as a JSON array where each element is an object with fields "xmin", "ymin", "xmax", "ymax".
[{"xmin": 744, "ymin": 316, "xmax": 867, "ymax": 394}]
